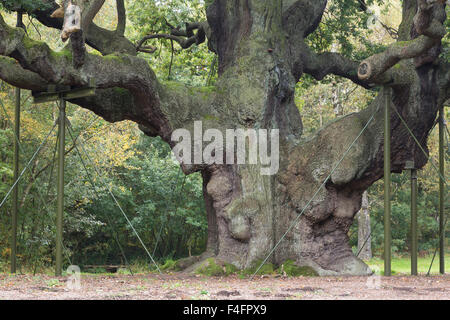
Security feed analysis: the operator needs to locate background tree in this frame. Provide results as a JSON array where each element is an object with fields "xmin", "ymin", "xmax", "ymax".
[{"xmin": 0, "ymin": 0, "xmax": 448, "ymax": 275}]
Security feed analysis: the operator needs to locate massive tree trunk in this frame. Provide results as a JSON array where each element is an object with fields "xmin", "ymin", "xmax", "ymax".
[{"xmin": 0, "ymin": 0, "xmax": 448, "ymax": 275}]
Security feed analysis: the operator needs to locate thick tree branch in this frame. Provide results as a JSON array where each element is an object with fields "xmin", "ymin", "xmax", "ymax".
[
  {"xmin": 358, "ymin": 0, "xmax": 446, "ymax": 82},
  {"xmin": 296, "ymin": 41, "xmax": 413, "ymax": 88},
  {"xmin": 357, "ymin": 35, "xmax": 439, "ymax": 82},
  {"xmin": 282, "ymin": 0, "xmax": 328, "ymax": 38},
  {"xmin": 0, "ymin": 13, "xmax": 219, "ymax": 145},
  {"xmin": 137, "ymin": 22, "xmax": 207, "ymax": 52},
  {"xmin": 81, "ymin": 0, "xmax": 105, "ymax": 33},
  {"xmin": 15, "ymin": 0, "xmax": 136, "ymax": 55},
  {"xmin": 0, "ymin": 13, "xmax": 170, "ymax": 134},
  {"xmin": 0, "ymin": 56, "xmax": 47, "ymax": 91},
  {"xmin": 298, "ymin": 42, "xmax": 367, "ymax": 87},
  {"xmin": 116, "ymin": 0, "xmax": 126, "ymax": 36}
]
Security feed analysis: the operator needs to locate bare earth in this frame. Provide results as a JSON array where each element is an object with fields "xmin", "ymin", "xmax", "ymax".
[{"xmin": 0, "ymin": 273, "xmax": 448, "ymax": 300}]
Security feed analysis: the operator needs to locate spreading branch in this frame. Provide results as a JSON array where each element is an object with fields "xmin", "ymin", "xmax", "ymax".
[
  {"xmin": 20, "ymin": 0, "xmax": 136, "ymax": 55},
  {"xmin": 358, "ymin": 0, "xmax": 446, "ymax": 82},
  {"xmin": 298, "ymin": 41, "xmax": 367, "ymax": 87},
  {"xmin": 295, "ymin": 40, "xmax": 413, "ymax": 88},
  {"xmin": 286, "ymin": 0, "xmax": 446, "ymax": 88},
  {"xmin": 357, "ymin": 35, "xmax": 438, "ymax": 81},
  {"xmin": 136, "ymin": 22, "xmax": 207, "ymax": 53},
  {"xmin": 0, "ymin": 13, "xmax": 168, "ymax": 134}
]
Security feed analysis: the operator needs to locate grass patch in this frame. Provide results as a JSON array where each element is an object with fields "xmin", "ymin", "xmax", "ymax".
[{"xmin": 366, "ymin": 254, "xmax": 450, "ymax": 275}]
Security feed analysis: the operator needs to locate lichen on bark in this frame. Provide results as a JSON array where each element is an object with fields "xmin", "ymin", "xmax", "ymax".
[{"xmin": 0, "ymin": 0, "xmax": 448, "ymax": 276}]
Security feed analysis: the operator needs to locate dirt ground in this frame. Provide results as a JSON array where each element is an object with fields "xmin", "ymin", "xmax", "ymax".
[{"xmin": 0, "ymin": 273, "xmax": 448, "ymax": 300}]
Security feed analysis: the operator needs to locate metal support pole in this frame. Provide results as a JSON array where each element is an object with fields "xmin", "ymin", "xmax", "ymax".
[
  {"xmin": 411, "ymin": 168, "xmax": 418, "ymax": 275},
  {"xmin": 439, "ymin": 106, "xmax": 445, "ymax": 274},
  {"xmin": 55, "ymin": 97, "xmax": 66, "ymax": 276},
  {"xmin": 11, "ymin": 84, "xmax": 20, "ymax": 274},
  {"xmin": 384, "ymin": 87, "xmax": 392, "ymax": 276},
  {"xmin": 10, "ymin": 12, "xmax": 23, "ymax": 274}
]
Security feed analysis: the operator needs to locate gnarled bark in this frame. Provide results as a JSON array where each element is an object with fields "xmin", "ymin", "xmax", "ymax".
[{"xmin": 0, "ymin": 0, "xmax": 448, "ymax": 275}]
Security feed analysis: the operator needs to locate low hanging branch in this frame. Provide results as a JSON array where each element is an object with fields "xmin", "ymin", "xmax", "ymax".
[
  {"xmin": 136, "ymin": 21, "xmax": 207, "ymax": 53},
  {"xmin": 358, "ymin": 0, "xmax": 446, "ymax": 82}
]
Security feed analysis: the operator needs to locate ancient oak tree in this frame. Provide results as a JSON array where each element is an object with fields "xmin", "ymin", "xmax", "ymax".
[{"xmin": 0, "ymin": 0, "xmax": 448, "ymax": 275}]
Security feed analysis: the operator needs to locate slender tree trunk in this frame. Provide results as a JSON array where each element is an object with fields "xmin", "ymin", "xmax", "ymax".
[{"xmin": 357, "ymin": 191, "xmax": 372, "ymax": 260}]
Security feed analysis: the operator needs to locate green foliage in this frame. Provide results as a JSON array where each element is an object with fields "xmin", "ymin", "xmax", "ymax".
[
  {"xmin": 349, "ymin": 134, "xmax": 450, "ymax": 257},
  {"xmin": 46, "ymin": 278, "xmax": 62, "ymax": 287},
  {"xmin": 306, "ymin": 0, "xmax": 386, "ymax": 60},
  {"xmin": 0, "ymin": 0, "xmax": 51, "ymax": 13},
  {"xmin": 126, "ymin": 0, "xmax": 216, "ymax": 86},
  {"xmin": 0, "ymin": 128, "xmax": 13, "ymax": 195},
  {"xmin": 0, "ymin": 0, "xmax": 447, "ymax": 275},
  {"xmin": 0, "ymin": 81, "xmax": 207, "ymax": 272}
]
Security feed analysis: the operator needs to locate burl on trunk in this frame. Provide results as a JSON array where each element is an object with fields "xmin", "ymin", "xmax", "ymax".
[{"xmin": 0, "ymin": 0, "xmax": 447, "ymax": 275}]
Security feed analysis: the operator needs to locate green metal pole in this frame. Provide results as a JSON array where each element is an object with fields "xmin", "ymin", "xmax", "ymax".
[
  {"xmin": 11, "ymin": 85, "xmax": 20, "ymax": 274},
  {"xmin": 384, "ymin": 87, "xmax": 392, "ymax": 276},
  {"xmin": 411, "ymin": 168, "xmax": 418, "ymax": 276},
  {"xmin": 10, "ymin": 12, "xmax": 23, "ymax": 274},
  {"xmin": 56, "ymin": 97, "xmax": 66, "ymax": 276},
  {"xmin": 439, "ymin": 106, "xmax": 445, "ymax": 274}
]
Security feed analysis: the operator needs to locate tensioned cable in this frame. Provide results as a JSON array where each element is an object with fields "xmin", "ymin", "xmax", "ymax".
[
  {"xmin": 356, "ymin": 219, "xmax": 382, "ymax": 259},
  {"xmin": 251, "ymin": 104, "xmax": 381, "ymax": 279},
  {"xmin": 0, "ymin": 121, "xmax": 57, "ymax": 210},
  {"xmin": 31, "ymin": 112, "xmax": 99, "ymax": 273},
  {"xmin": 45, "ymin": 128, "xmax": 60, "ymax": 198},
  {"xmin": 0, "ymin": 100, "xmax": 74, "ymax": 267},
  {"xmin": 348, "ymin": 177, "xmax": 406, "ymax": 246},
  {"xmin": 357, "ymin": 116, "xmax": 448, "ymax": 274},
  {"xmin": 348, "ymin": 109, "xmax": 448, "ymax": 271},
  {"xmin": 426, "ymin": 209, "xmax": 448, "ymax": 276},
  {"xmin": 45, "ymin": 111, "xmax": 100, "ymax": 198},
  {"xmin": 152, "ymin": 172, "xmax": 186, "ymax": 257},
  {"xmin": 390, "ymin": 106, "xmax": 448, "ymax": 276},
  {"xmin": 391, "ymin": 105, "xmax": 447, "ymax": 186},
  {"xmin": 66, "ymin": 121, "xmax": 134, "ymax": 275},
  {"xmin": 355, "ymin": 179, "xmax": 407, "ymax": 259},
  {"xmin": 67, "ymin": 122, "xmax": 162, "ymax": 274}
]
